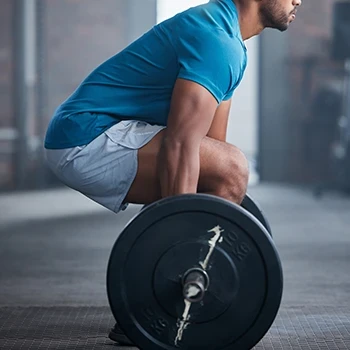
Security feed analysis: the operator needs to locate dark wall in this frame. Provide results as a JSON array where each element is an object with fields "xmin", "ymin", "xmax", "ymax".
[
  {"xmin": 0, "ymin": 0, "xmax": 14, "ymax": 189},
  {"xmin": 0, "ymin": 0, "xmax": 13, "ymax": 129},
  {"xmin": 259, "ymin": 0, "xmax": 345, "ymax": 184},
  {"xmin": 258, "ymin": 30, "xmax": 290, "ymax": 182}
]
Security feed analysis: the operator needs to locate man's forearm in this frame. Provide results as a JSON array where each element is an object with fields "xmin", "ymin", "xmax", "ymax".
[
  {"xmin": 206, "ymin": 99, "xmax": 231, "ymax": 142},
  {"xmin": 158, "ymin": 137, "xmax": 200, "ymax": 197}
]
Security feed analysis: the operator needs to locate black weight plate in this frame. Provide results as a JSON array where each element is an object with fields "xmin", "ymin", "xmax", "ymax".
[
  {"xmin": 142, "ymin": 194, "xmax": 272, "ymax": 237},
  {"xmin": 107, "ymin": 194, "xmax": 283, "ymax": 350},
  {"xmin": 241, "ymin": 194, "xmax": 272, "ymax": 236}
]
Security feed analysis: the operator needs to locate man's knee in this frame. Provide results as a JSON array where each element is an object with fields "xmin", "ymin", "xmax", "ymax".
[{"xmin": 215, "ymin": 144, "xmax": 249, "ymax": 204}]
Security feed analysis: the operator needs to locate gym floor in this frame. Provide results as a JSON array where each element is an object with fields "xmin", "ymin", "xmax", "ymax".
[{"xmin": 0, "ymin": 184, "xmax": 349, "ymax": 349}]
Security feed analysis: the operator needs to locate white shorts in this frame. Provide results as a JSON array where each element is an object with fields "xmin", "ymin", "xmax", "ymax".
[{"xmin": 44, "ymin": 120, "xmax": 165, "ymax": 213}]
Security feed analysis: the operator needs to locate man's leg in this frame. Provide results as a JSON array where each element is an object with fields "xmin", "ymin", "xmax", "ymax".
[{"xmin": 125, "ymin": 129, "xmax": 250, "ymax": 205}]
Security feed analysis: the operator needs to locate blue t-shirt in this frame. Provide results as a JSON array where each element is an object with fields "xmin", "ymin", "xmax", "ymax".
[{"xmin": 45, "ymin": 0, "xmax": 247, "ymax": 149}]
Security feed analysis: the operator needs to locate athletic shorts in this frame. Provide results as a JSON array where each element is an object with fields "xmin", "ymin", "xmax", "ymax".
[{"xmin": 44, "ymin": 120, "xmax": 165, "ymax": 213}]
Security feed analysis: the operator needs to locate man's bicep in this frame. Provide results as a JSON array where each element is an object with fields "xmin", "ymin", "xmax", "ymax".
[
  {"xmin": 166, "ymin": 78, "xmax": 219, "ymax": 142},
  {"xmin": 207, "ymin": 99, "xmax": 232, "ymax": 142}
]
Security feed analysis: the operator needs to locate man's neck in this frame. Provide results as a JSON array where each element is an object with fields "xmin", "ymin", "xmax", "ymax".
[{"xmin": 233, "ymin": 0, "xmax": 264, "ymax": 40}]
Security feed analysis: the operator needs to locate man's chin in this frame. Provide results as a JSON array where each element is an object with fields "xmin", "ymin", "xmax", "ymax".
[
  {"xmin": 278, "ymin": 24, "xmax": 289, "ymax": 32},
  {"xmin": 269, "ymin": 22, "xmax": 289, "ymax": 32},
  {"xmin": 263, "ymin": 16, "xmax": 290, "ymax": 32}
]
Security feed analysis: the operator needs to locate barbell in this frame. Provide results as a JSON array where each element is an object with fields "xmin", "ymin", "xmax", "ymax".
[{"xmin": 107, "ymin": 193, "xmax": 282, "ymax": 349}]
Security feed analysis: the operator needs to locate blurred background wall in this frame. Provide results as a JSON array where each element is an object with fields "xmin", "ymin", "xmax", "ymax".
[
  {"xmin": 1, "ymin": 0, "xmax": 350, "ymax": 194},
  {"xmin": 260, "ymin": 0, "xmax": 350, "ymax": 189}
]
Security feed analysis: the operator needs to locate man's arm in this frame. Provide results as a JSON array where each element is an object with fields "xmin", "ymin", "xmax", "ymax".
[
  {"xmin": 158, "ymin": 78, "xmax": 218, "ymax": 197},
  {"xmin": 207, "ymin": 99, "xmax": 232, "ymax": 142}
]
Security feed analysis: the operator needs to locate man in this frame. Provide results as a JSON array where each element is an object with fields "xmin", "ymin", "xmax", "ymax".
[{"xmin": 44, "ymin": 0, "xmax": 301, "ymax": 344}]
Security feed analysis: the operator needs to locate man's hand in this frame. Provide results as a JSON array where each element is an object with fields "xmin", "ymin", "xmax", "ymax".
[{"xmin": 158, "ymin": 78, "xmax": 218, "ymax": 197}]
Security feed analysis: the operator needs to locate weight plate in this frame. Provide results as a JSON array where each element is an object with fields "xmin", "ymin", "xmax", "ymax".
[
  {"xmin": 107, "ymin": 194, "xmax": 283, "ymax": 350},
  {"xmin": 142, "ymin": 193, "xmax": 272, "ymax": 236},
  {"xmin": 241, "ymin": 194, "xmax": 272, "ymax": 236}
]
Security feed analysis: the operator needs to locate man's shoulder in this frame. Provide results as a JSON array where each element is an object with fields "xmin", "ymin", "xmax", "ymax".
[{"xmin": 162, "ymin": 2, "xmax": 242, "ymax": 43}]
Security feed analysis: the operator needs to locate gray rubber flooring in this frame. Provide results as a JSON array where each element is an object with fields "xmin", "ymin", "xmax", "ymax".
[{"xmin": 0, "ymin": 184, "xmax": 350, "ymax": 349}]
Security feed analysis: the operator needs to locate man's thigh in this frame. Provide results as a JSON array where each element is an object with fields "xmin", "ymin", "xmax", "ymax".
[{"xmin": 125, "ymin": 131, "xmax": 242, "ymax": 204}]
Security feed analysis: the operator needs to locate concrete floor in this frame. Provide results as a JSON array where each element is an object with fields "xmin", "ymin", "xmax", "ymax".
[{"xmin": 0, "ymin": 184, "xmax": 350, "ymax": 349}]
